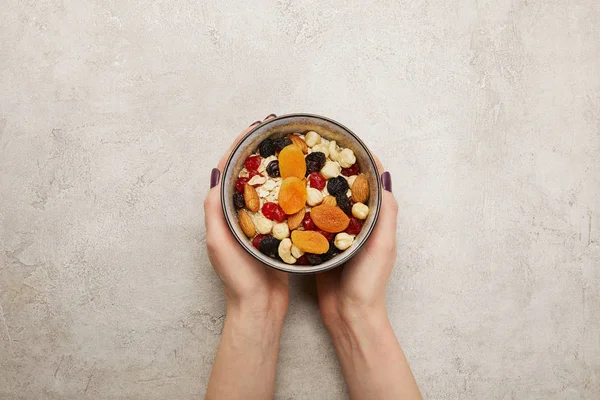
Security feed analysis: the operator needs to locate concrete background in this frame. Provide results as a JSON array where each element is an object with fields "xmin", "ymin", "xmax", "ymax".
[{"xmin": 1, "ymin": 0, "xmax": 599, "ymax": 398}]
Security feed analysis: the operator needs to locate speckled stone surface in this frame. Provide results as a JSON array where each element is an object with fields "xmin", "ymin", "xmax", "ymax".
[{"xmin": 1, "ymin": 1, "xmax": 599, "ymax": 399}]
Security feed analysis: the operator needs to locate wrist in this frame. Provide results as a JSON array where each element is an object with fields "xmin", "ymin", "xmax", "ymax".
[{"xmin": 324, "ymin": 305, "xmax": 389, "ymax": 345}]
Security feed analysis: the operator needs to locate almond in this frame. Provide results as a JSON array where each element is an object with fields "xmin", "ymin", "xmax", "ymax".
[
  {"xmin": 238, "ymin": 210, "xmax": 256, "ymax": 237},
  {"xmin": 288, "ymin": 135, "xmax": 308, "ymax": 154},
  {"xmin": 244, "ymin": 184, "xmax": 260, "ymax": 212},
  {"xmin": 287, "ymin": 208, "xmax": 305, "ymax": 230},
  {"xmin": 351, "ymin": 173, "xmax": 369, "ymax": 204},
  {"xmin": 322, "ymin": 195, "xmax": 337, "ymax": 207}
]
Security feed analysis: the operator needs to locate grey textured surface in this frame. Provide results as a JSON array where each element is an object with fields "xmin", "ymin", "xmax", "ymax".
[{"xmin": 1, "ymin": 0, "xmax": 599, "ymax": 399}]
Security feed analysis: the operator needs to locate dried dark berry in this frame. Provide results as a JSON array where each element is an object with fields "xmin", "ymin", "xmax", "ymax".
[
  {"xmin": 273, "ymin": 137, "xmax": 292, "ymax": 153},
  {"xmin": 258, "ymin": 236, "xmax": 281, "ymax": 258},
  {"xmin": 233, "ymin": 192, "xmax": 245, "ymax": 209},
  {"xmin": 259, "ymin": 139, "xmax": 276, "ymax": 158},
  {"xmin": 327, "ymin": 176, "xmax": 349, "ymax": 196},
  {"xmin": 305, "ymin": 152, "xmax": 326, "ymax": 175},
  {"xmin": 306, "ymin": 253, "xmax": 322, "ymax": 265},
  {"xmin": 336, "ymin": 194, "xmax": 352, "ymax": 215},
  {"xmin": 266, "ymin": 160, "xmax": 280, "ymax": 177},
  {"xmin": 321, "ymin": 245, "xmax": 338, "ymax": 261}
]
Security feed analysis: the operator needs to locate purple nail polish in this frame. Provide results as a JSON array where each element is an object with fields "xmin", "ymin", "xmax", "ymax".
[
  {"xmin": 210, "ymin": 168, "xmax": 221, "ymax": 188},
  {"xmin": 381, "ymin": 172, "xmax": 392, "ymax": 192}
]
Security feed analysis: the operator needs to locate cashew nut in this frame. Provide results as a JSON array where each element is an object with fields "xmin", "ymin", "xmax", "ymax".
[
  {"xmin": 306, "ymin": 188, "xmax": 324, "ymax": 206},
  {"xmin": 278, "ymin": 238, "xmax": 297, "ymax": 264},
  {"xmin": 272, "ymin": 222, "xmax": 290, "ymax": 240},
  {"xmin": 248, "ymin": 174, "xmax": 266, "ymax": 186},
  {"xmin": 334, "ymin": 233, "xmax": 355, "ymax": 250},
  {"xmin": 291, "ymin": 244, "xmax": 304, "ymax": 259}
]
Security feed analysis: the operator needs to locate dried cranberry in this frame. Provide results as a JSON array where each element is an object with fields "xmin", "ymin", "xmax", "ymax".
[
  {"xmin": 305, "ymin": 152, "xmax": 326, "ymax": 175},
  {"xmin": 302, "ymin": 212, "xmax": 316, "ymax": 230},
  {"xmin": 252, "ymin": 234, "xmax": 267, "ymax": 249},
  {"xmin": 258, "ymin": 236, "xmax": 280, "ymax": 258},
  {"xmin": 345, "ymin": 217, "xmax": 362, "ymax": 235},
  {"xmin": 308, "ymin": 172, "xmax": 326, "ymax": 190},
  {"xmin": 296, "ymin": 255, "xmax": 310, "ymax": 265},
  {"xmin": 266, "ymin": 160, "xmax": 280, "ymax": 178},
  {"xmin": 341, "ymin": 163, "xmax": 359, "ymax": 177},
  {"xmin": 235, "ymin": 177, "xmax": 250, "ymax": 193},
  {"xmin": 262, "ymin": 202, "xmax": 286, "ymax": 222},
  {"xmin": 317, "ymin": 230, "xmax": 335, "ymax": 242},
  {"xmin": 233, "ymin": 192, "xmax": 245, "ymax": 209},
  {"xmin": 244, "ymin": 155, "xmax": 261, "ymax": 172},
  {"xmin": 327, "ymin": 176, "xmax": 349, "ymax": 196},
  {"xmin": 336, "ymin": 194, "xmax": 352, "ymax": 214},
  {"xmin": 259, "ymin": 139, "xmax": 276, "ymax": 158},
  {"xmin": 306, "ymin": 253, "xmax": 322, "ymax": 265}
]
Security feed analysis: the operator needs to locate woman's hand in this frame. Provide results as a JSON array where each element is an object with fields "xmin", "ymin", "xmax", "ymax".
[
  {"xmin": 316, "ymin": 164, "xmax": 396, "ymax": 328},
  {"xmin": 316, "ymin": 169, "xmax": 423, "ymax": 400},
  {"xmin": 204, "ymin": 115, "xmax": 289, "ymax": 400},
  {"xmin": 204, "ymin": 115, "xmax": 289, "ymax": 321}
]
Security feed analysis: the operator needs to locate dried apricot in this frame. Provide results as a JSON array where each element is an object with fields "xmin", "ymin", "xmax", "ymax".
[
  {"xmin": 278, "ymin": 177, "xmax": 307, "ymax": 214},
  {"xmin": 310, "ymin": 204, "xmax": 350, "ymax": 233},
  {"xmin": 278, "ymin": 145, "xmax": 306, "ymax": 179},
  {"xmin": 291, "ymin": 230, "xmax": 329, "ymax": 254}
]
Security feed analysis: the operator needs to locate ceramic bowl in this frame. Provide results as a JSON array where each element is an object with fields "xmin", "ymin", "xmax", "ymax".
[{"xmin": 220, "ymin": 114, "xmax": 382, "ymax": 274}]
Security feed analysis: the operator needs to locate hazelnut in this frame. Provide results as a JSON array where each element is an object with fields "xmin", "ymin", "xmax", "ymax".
[
  {"xmin": 351, "ymin": 202, "xmax": 369, "ymax": 220},
  {"xmin": 334, "ymin": 233, "xmax": 355, "ymax": 250}
]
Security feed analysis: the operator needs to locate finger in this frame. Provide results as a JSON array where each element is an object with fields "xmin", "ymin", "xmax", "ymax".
[
  {"xmin": 371, "ymin": 191, "xmax": 398, "ymax": 238},
  {"xmin": 204, "ymin": 186, "xmax": 230, "ymax": 239},
  {"xmin": 263, "ymin": 113, "xmax": 277, "ymax": 121}
]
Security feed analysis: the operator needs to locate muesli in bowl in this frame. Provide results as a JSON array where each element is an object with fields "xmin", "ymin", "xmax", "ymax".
[{"xmin": 221, "ymin": 114, "xmax": 382, "ymax": 274}]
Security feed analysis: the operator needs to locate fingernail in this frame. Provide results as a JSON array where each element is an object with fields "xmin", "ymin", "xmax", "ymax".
[
  {"xmin": 381, "ymin": 172, "xmax": 392, "ymax": 192},
  {"xmin": 249, "ymin": 120, "xmax": 261, "ymax": 127},
  {"xmin": 210, "ymin": 168, "xmax": 221, "ymax": 188},
  {"xmin": 263, "ymin": 113, "xmax": 277, "ymax": 120}
]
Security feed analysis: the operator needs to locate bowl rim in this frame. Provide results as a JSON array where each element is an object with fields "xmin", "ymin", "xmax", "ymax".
[{"xmin": 220, "ymin": 113, "xmax": 382, "ymax": 274}]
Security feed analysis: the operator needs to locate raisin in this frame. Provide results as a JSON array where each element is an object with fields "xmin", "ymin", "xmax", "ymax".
[
  {"xmin": 306, "ymin": 253, "xmax": 322, "ymax": 265},
  {"xmin": 258, "ymin": 236, "xmax": 281, "ymax": 258},
  {"xmin": 273, "ymin": 137, "xmax": 292, "ymax": 153},
  {"xmin": 327, "ymin": 176, "xmax": 349, "ymax": 196},
  {"xmin": 245, "ymin": 155, "xmax": 261, "ymax": 172},
  {"xmin": 235, "ymin": 177, "xmax": 250, "ymax": 193},
  {"xmin": 335, "ymin": 194, "xmax": 352, "ymax": 215},
  {"xmin": 252, "ymin": 234, "xmax": 267, "ymax": 249},
  {"xmin": 321, "ymin": 245, "xmax": 338, "ymax": 261},
  {"xmin": 296, "ymin": 254, "xmax": 310, "ymax": 265},
  {"xmin": 341, "ymin": 163, "xmax": 359, "ymax": 177},
  {"xmin": 305, "ymin": 152, "xmax": 326, "ymax": 175},
  {"xmin": 233, "ymin": 192, "xmax": 245, "ymax": 209},
  {"xmin": 345, "ymin": 217, "xmax": 363, "ymax": 235},
  {"xmin": 308, "ymin": 172, "xmax": 326, "ymax": 190},
  {"xmin": 259, "ymin": 139, "xmax": 276, "ymax": 158},
  {"xmin": 262, "ymin": 202, "xmax": 286, "ymax": 222},
  {"xmin": 266, "ymin": 160, "xmax": 280, "ymax": 177},
  {"xmin": 302, "ymin": 212, "xmax": 316, "ymax": 230}
]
